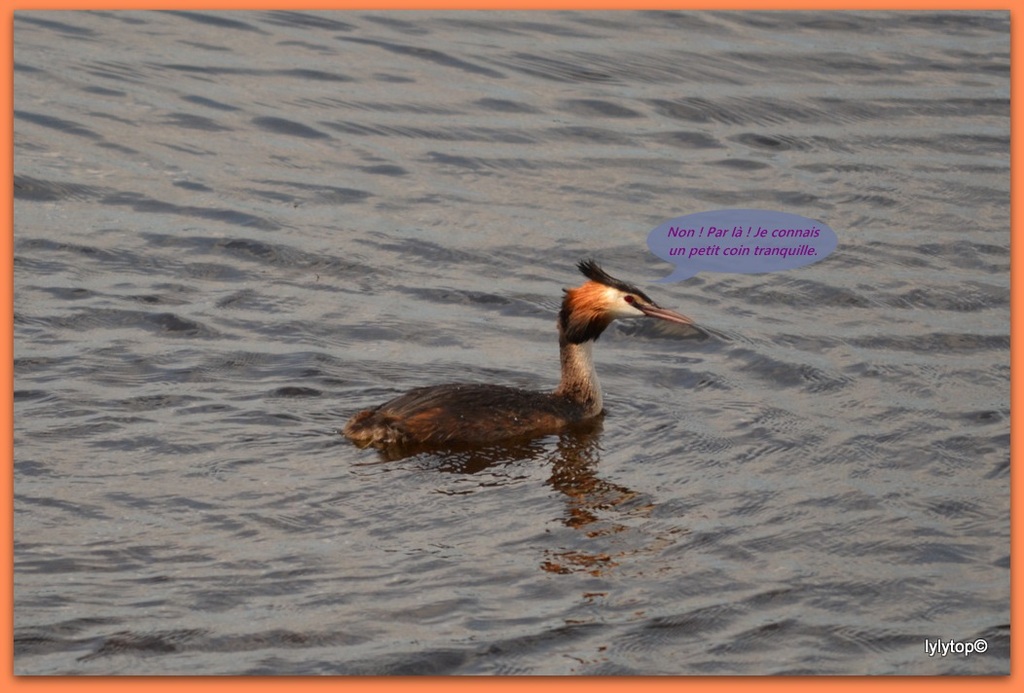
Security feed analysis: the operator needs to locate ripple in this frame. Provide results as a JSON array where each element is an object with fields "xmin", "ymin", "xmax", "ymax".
[
  {"xmin": 337, "ymin": 36, "xmax": 505, "ymax": 78},
  {"xmin": 16, "ymin": 110, "xmax": 101, "ymax": 139},
  {"xmin": 251, "ymin": 116, "xmax": 331, "ymax": 140}
]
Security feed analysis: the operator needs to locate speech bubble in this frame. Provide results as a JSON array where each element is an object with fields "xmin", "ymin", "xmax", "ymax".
[{"xmin": 647, "ymin": 209, "xmax": 838, "ymax": 282}]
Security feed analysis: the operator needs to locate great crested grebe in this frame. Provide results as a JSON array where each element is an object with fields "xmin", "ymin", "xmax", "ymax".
[{"xmin": 343, "ymin": 259, "xmax": 694, "ymax": 450}]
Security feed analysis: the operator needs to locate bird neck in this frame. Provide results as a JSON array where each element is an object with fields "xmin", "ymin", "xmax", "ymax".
[{"xmin": 554, "ymin": 336, "xmax": 603, "ymax": 417}]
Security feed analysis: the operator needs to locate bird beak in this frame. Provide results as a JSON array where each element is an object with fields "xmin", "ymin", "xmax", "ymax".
[{"xmin": 637, "ymin": 303, "xmax": 694, "ymax": 326}]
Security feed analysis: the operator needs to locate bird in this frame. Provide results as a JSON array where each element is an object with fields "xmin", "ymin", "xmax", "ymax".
[{"xmin": 343, "ymin": 259, "xmax": 694, "ymax": 451}]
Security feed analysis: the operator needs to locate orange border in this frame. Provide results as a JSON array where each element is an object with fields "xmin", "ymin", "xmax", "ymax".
[{"xmin": 3, "ymin": 0, "xmax": 1017, "ymax": 689}]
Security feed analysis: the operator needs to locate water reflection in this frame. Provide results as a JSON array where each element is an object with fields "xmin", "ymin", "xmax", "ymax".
[{"xmin": 353, "ymin": 417, "xmax": 668, "ymax": 576}]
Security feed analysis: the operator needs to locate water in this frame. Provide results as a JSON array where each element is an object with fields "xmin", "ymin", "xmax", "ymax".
[{"xmin": 13, "ymin": 10, "xmax": 1009, "ymax": 675}]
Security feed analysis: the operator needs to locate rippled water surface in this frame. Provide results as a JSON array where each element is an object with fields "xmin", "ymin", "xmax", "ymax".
[{"xmin": 14, "ymin": 10, "xmax": 1009, "ymax": 675}]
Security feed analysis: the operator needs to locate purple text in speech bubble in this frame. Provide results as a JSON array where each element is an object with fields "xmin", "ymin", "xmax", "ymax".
[{"xmin": 647, "ymin": 209, "xmax": 838, "ymax": 282}]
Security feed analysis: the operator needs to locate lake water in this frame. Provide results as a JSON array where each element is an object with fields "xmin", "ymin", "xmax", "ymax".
[{"xmin": 13, "ymin": 10, "xmax": 1009, "ymax": 675}]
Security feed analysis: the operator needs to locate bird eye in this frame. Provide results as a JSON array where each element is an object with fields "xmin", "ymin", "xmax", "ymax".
[{"xmin": 624, "ymin": 295, "xmax": 636, "ymax": 304}]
